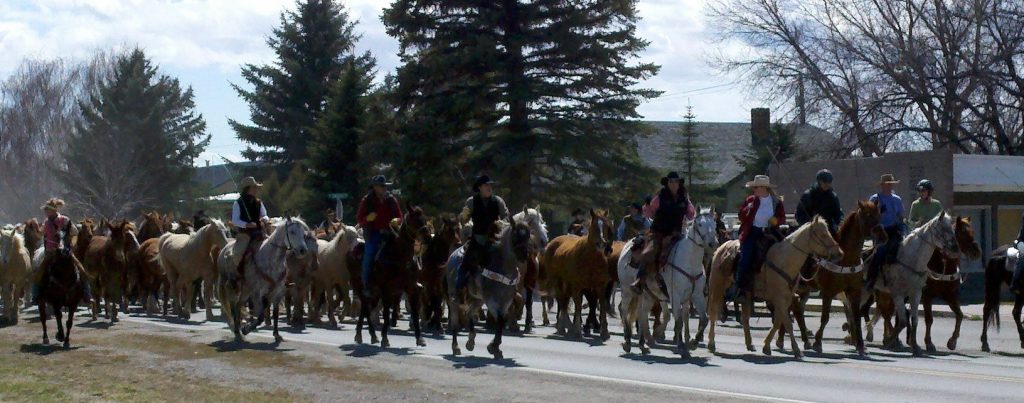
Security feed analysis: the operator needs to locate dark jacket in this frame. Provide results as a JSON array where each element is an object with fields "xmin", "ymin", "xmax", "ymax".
[
  {"xmin": 650, "ymin": 187, "xmax": 695, "ymax": 235},
  {"xmin": 464, "ymin": 195, "xmax": 510, "ymax": 237},
  {"xmin": 1016, "ymin": 211, "xmax": 1024, "ymax": 244},
  {"xmin": 356, "ymin": 191, "xmax": 403, "ymax": 231},
  {"xmin": 795, "ymin": 185, "xmax": 843, "ymax": 233}
]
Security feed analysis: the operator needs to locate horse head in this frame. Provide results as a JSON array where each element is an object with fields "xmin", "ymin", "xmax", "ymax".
[
  {"xmin": 440, "ymin": 216, "xmax": 461, "ymax": 246},
  {"xmin": 925, "ymin": 211, "xmax": 960, "ymax": 258},
  {"xmin": 693, "ymin": 209, "xmax": 720, "ymax": 251},
  {"xmin": 588, "ymin": 208, "xmax": 613, "ymax": 256},
  {"xmin": 808, "ymin": 215, "xmax": 843, "ymax": 261},
  {"xmin": 281, "ymin": 217, "xmax": 311, "ymax": 258},
  {"xmin": 510, "ymin": 220, "xmax": 533, "ymax": 263},
  {"xmin": 518, "ymin": 205, "xmax": 549, "ymax": 248},
  {"xmin": 402, "ymin": 204, "xmax": 430, "ymax": 243},
  {"xmin": 954, "ymin": 216, "xmax": 982, "ymax": 260},
  {"xmin": 0, "ymin": 228, "xmax": 19, "ymax": 265},
  {"xmin": 138, "ymin": 211, "xmax": 164, "ymax": 241},
  {"xmin": 854, "ymin": 200, "xmax": 887, "ymax": 244}
]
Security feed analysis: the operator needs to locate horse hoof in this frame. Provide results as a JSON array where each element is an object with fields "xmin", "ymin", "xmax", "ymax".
[
  {"xmin": 803, "ymin": 341, "xmax": 812, "ymax": 351},
  {"xmin": 793, "ymin": 350, "xmax": 803, "ymax": 360},
  {"xmin": 466, "ymin": 340, "xmax": 475, "ymax": 351},
  {"xmin": 678, "ymin": 347, "xmax": 691, "ymax": 359},
  {"xmin": 381, "ymin": 339, "xmax": 390, "ymax": 348},
  {"xmin": 524, "ymin": 325, "xmax": 533, "ymax": 334},
  {"xmin": 63, "ymin": 341, "xmax": 70, "ymax": 349},
  {"xmin": 688, "ymin": 340, "xmax": 700, "ymax": 350},
  {"xmin": 708, "ymin": 342, "xmax": 716, "ymax": 354},
  {"xmin": 622, "ymin": 342, "xmax": 631, "ymax": 353},
  {"xmin": 42, "ymin": 338, "xmax": 49, "ymax": 345},
  {"xmin": 354, "ymin": 334, "xmax": 363, "ymax": 345},
  {"xmin": 857, "ymin": 347, "xmax": 867, "ymax": 357},
  {"xmin": 747, "ymin": 344, "xmax": 756, "ymax": 352},
  {"xmin": 775, "ymin": 338, "xmax": 784, "ymax": 349},
  {"xmin": 843, "ymin": 335, "xmax": 854, "ymax": 345},
  {"xmin": 56, "ymin": 333, "xmax": 65, "ymax": 343},
  {"xmin": 926, "ymin": 343, "xmax": 937, "ymax": 353},
  {"xmin": 112, "ymin": 316, "xmax": 119, "ymax": 323},
  {"xmin": 812, "ymin": 341, "xmax": 823, "ymax": 354},
  {"xmin": 912, "ymin": 347, "xmax": 924, "ymax": 357},
  {"xmin": 946, "ymin": 339, "xmax": 957, "ymax": 351},
  {"xmin": 453, "ymin": 347, "xmax": 461, "ymax": 356},
  {"xmin": 981, "ymin": 343, "xmax": 990, "ymax": 352},
  {"xmin": 640, "ymin": 347, "xmax": 650, "ymax": 355},
  {"xmin": 274, "ymin": 334, "xmax": 284, "ymax": 343},
  {"xmin": 762, "ymin": 345, "xmax": 772, "ymax": 356},
  {"xmin": 416, "ymin": 338, "xmax": 426, "ymax": 347},
  {"xmin": 601, "ymin": 330, "xmax": 610, "ymax": 341}
]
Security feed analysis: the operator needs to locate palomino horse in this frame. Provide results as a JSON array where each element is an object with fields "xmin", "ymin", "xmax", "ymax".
[
  {"xmin": 446, "ymin": 220, "xmax": 532, "ymax": 358},
  {"xmin": 511, "ymin": 207, "xmax": 549, "ymax": 333},
  {"xmin": 539, "ymin": 209, "xmax": 614, "ymax": 340},
  {"xmin": 83, "ymin": 220, "xmax": 140, "ymax": 323},
  {"xmin": 0, "ymin": 227, "xmax": 31, "ymax": 324},
  {"xmin": 798, "ymin": 201, "xmax": 885, "ymax": 356},
  {"xmin": 981, "ymin": 243, "xmax": 1024, "ymax": 352},
  {"xmin": 868, "ymin": 211, "xmax": 960, "ymax": 356},
  {"xmin": 870, "ymin": 216, "xmax": 981, "ymax": 352},
  {"xmin": 284, "ymin": 230, "xmax": 319, "ymax": 329},
  {"xmin": 37, "ymin": 222, "xmax": 86, "ymax": 348},
  {"xmin": 159, "ymin": 219, "xmax": 231, "ymax": 320},
  {"xmin": 420, "ymin": 216, "xmax": 461, "ymax": 336},
  {"xmin": 707, "ymin": 216, "xmax": 843, "ymax": 358},
  {"xmin": 309, "ymin": 224, "xmax": 361, "ymax": 328},
  {"xmin": 356, "ymin": 204, "xmax": 430, "ymax": 348}
]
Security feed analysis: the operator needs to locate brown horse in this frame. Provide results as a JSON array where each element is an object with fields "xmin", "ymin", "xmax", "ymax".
[
  {"xmin": 37, "ymin": 222, "xmax": 85, "ymax": 348},
  {"xmin": 83, "ymin": 220, "xmax": 139, "ymax": 322},
  {"xmin": 795, "ymin": 201, "xmax": 884, "ymax": 356},
  {"xmin": 871, "ymin": 216, "xmax": 981, "ymax": 352},
  {"xmin": 137, "ymin": 212, "xmax": 164, "ymax": 243},
  {"xmin": 707, "ymin": 216, "xmax": 842, "ymax": 358},
  {"xmin": 419, "ymin": 216, "xmax": 461, "ymax": 336},
  {"xmin": 355, "ymin": 203, "xmax": 430, "ymax": 348},
  {"xmin": 538, "ymin": 209, "xmax": 614, "ymax": 340},
  {"xmin": 981, "ymin": 243, "xmax": 1024, "ymax": 352}
]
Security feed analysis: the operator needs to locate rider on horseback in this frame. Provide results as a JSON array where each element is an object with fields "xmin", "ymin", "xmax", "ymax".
[
  {"xmin": 735, "ymin": 175, "xmax": 786, "ymax": 300},
  {"xmin": 908, "ymin": 179, "xmax": 942, "ymax": 230},
  {"xmin": 32, "ymin": 198, "xmax": 93, "ymax": 305},
  {"xmin": 230, "ymin": 177, "xmax": 270, "ymax": 279},
  {"xmin": 356, "ymin": 175, "xmax": 404, "ymax": 297},
  {"xmin": 795, "ymin": 169, "xmax": 842, "ymax": 236},
  {"xmin": 456, "ymin": 174, "xmax": 510, "ymax": 291},
  {"xmin": 631, "ymin": 171, "xmax": 695, "ymax": 294},
  {"xmin": 864, "ymin": 174, "xmax": 907, "ymax": 291},
  {"xmin": 616, "ymin": 202, "xmax": 651, "ymax": 241}
]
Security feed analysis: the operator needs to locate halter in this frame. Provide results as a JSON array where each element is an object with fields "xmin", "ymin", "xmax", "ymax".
[
  {"xmin": 765, "ymin": 225, "xmax": 836, "ymax": 291},
  {"xmin": 687, "ymin": 215, "xmax": 715, "ymax": 251},
  {"xmin": 267, "ymin": 218, "xmax": 295, "ymax": 252}
]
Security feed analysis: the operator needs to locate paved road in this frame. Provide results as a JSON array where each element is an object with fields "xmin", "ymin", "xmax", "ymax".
[{"xmin": 108, "ymin": 299, "xmax": 1024, "ymax": 403}]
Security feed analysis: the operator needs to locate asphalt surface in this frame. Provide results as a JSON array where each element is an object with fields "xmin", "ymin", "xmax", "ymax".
[{"xmin": 92, "ymin": 297, "xmax": 1024, "ymax": 403}]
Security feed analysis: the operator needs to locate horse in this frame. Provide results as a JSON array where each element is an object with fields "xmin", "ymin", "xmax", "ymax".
[
  {"xmin": 707, "ymin": 216, "xmax": 843, "ymax": 358},
  {"xmin": 981, "ymin": 242, "xmax": 1024, "ymax": 352},
  {"xmin": 219, "ymin": 216, "xmax": 310, "ymax": 342},
  {"xmin": 284, "ymin": 229, "xmax": 318, "ymax": 330},
  {"xmin": 866, "ymin": 211, "xmax": 960, "ymax": 356},
  {"xmin": 446, "ymin": 220, "xmax": 532, "ymax": 358},
  {"xmin": 159, "ymin": 219, "xmax": 231, "ymax": 320},
  {"xmin": 83, "ymin": 219, "xmax": 140, "ymax": 323},
  {"xmin": 538, "ymin": 209, "xmax": 614, "ymax": 340},
  {"xmin": 0, "ymin": 227, "xmax": 31, "ymax": 324},
  {"xmin": 793, "ymin": 201, "xmax": 885, "ymax": 356},
  {"xmin": 137, "ymin": 212, "xmax": 164, "ymax": 243},
  {"xmin": 36, "ymin": 222, "xmax": 85, "ymax": 348},
  {"xmin": 309, "ymin": 224, "xmax": 361, "ymax": 328},
  {"xmin": 419, "ymin": 216, "xmax": 461, "ymax": 336},
  {"xmin": 510, "ymin": 207, "xmax": 549, "ymax": 333},
  {"xmin": 355, "ymin": 203, "xmax": 430, "ymax": 348}
]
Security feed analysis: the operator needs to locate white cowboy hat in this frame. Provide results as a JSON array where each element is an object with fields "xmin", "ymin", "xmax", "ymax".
[
  {"xmin": 744, "ymin": 175, "xmax": 775, "ymax": 189},
  {"xmin": 238, "ymin": 176, "xmax": 263, "ymax": 192}
]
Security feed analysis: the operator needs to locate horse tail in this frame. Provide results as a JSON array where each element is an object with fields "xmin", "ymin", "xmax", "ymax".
[{"xmin": 984, "ymin": 256, "xmax": 1005, "ymax": 332}]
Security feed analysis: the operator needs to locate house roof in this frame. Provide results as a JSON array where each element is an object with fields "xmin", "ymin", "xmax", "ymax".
[{"xmin": 637, "ymin": 121, "xmax": 836, "ymax": 186}]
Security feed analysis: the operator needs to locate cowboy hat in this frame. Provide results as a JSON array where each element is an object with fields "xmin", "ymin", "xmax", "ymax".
[
  {"xmin": 238, "ymin": 176, "xmax": 262, "ymax": 192},
  {"xmin": 660, "ymin": 171, "xmax": 682, "ymax": 187},
  {"xmin": 745, "ymin": 175, "xmax": 775, "ymax": 188},
  {"xmin": 40, "ymin": 198, "xmax": 65, "ymax": 211},
  {"xmin": 472, "ymin": 175, "xmax": 497, "ymax": 192},
  {"xmin": 879, "ymin": 174, "xmax": 900, "ymax": 185},
  {"xmin": 370, "ymin": 175, "xmax": 393, "ymax": 187}
]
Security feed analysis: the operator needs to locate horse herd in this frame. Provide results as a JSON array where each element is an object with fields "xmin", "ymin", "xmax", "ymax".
[{"xmin": 1, "ymin": 202, "xmax": 1023, "ymax": 361}]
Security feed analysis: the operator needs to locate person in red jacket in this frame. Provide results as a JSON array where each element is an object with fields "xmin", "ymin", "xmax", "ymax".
[
  {"xmin": 735, "ymin": 175, "xmax": 786, "ymax": 300},
  {"xmin": 356, "ymin": 175, "xmax": 403, "ymax": 296}
]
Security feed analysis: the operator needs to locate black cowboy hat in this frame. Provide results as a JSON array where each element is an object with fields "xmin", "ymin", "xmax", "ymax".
[
  {"xmin": 660, "ymin": 171, "xmax": 682, "ymax": 187},
  {"xmin": 571, "ymin": 208, "xmax": 584, "ymax": 216},
  {"xmin": 629, "ymin": 202, "xmax": 643, "ymax": 210},
  {"xmin": 472, "ymin": 175, "xmax": 497, "ymax": 192},
  {"xmin": 371, "ymin": 175, "xmax": 393, "ymax": 187}
]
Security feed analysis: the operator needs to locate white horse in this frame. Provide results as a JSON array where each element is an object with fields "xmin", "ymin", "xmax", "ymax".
[
  {"xmin": 309, "ymin": 224, "xmax": 361, "ymax": 328},
  {"xmin": 660, "ymin": 211, "xmax": 719, "ymax": 357},
  {"xmin": 872, "ymin": 211, "xmax": 959, "ymax": 356},
  {"xmin": 158, "ymin": 219, "xmax": 231, "ymax": 320}
]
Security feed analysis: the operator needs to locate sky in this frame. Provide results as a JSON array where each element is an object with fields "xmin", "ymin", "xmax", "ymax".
[{"xmin": 0, "ymin": 0, "xmax": 757, "ymax": 165}]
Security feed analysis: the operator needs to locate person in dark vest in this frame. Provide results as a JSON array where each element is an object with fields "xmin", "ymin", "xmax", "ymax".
[
  {"xmin": 795, "ymin": 169, "xmax": 843, "ymax": 236},
  {"xmin": 616, "ymin": 202, "xmax": 651, "ymax": 241},
  {"xmin": 356, "ymin": 175, "xmax": 403, "ymax": 297},
  {"xmin": 457, "ymin": 174, "xmax": 510, "ymax": 291},
  {"xmin": 229, "ymin": 177, "xmax": 270, "ymax": 278},
  {"xmin": 735, "ymin": 175, "xmax": 786, "ymax": 300},
  {"xmin": 632, "ymin": 171, "xmax": 695, "ymax": 293},
  {"xmin": 32, "ymin": 198, "xmax": 93, "ymax": 304}
]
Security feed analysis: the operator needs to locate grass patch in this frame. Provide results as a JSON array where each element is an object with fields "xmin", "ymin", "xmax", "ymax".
[{"xmin": 969, "ymin": 314, "xmax": 983, "ymax": 321}]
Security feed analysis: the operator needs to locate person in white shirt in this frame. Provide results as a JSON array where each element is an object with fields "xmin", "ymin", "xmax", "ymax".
[{"xmin": 230, "ymin": 176, "xmax": 270, "ymax": 277}]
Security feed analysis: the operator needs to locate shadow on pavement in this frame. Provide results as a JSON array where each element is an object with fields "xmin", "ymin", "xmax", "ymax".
[
  {"xmin": 620, "ymin": 352, "xmax": 718, "ymax": 367},
  {"xmin": 20, "ymin": 343, "xmax": 81, "ymax": 355},
  {"xmin": 339, "ymin": 343, "xmax": 415, "ymax": 358},
  {"xmin": 443, "ymin": 354, "xmax": 523, "ymax": 369},
  {"xmin": 209, "ymin": 339, "xmax": 296, "ymax": 353}
]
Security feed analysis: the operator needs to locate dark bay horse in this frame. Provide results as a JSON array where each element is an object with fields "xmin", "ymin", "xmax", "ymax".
[
  {"xmin": 83, "ymin": 220, "xmax": 140, "ymax": 323},
  {"xmin": 982, "ymin": 243, "xmax": 1024, "ymax": 352},
  {"xmin": 38, "ymin": 223, "xmax": 86, "ymax": 348},
  {"xmin": 420, "ymin": 216, "xmax": 461, "ymax": 336},
  {"xmin": 356, "ymin": 203, "xmax": 430, "ymax": 348}
]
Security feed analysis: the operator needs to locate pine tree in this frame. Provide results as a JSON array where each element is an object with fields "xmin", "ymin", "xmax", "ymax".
[
  {"xmin": 382, "ymin": 0, "xmax": 661, "ymax": 210},
  {"xmin": 58, "ymin": 48, "xmax": 209, "ymax": 218},
  {"xmin": 231, "ymin": 0, "xmax": 360, "ymax": 165},
  {"xmin": 675, "ymin": 106, "xmax": 715, "ymax": 202},
  {"xmin": 735, "ymin": 123, "xmax": 797, "ymax": 177},
  {"xmin": 305, "ymin": 55, "xmax": 376, "ymax": 215}
]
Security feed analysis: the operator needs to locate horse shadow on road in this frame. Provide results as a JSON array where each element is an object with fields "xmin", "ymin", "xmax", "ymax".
[
  {"xmin": 443, "ymin": 354, "xmax": 523, "ymax": 369},
  {"xmin": 76, "ymin": 320, "xmax": 114, "ymax": 330},
  {"xmin": 340, "ymin": 343, "xmax": 415, "ymax": 358},
  {"xmin": 20, "ymin": 343, "xmax": 82, "ymax": 356},
  {"xmin": 542, "ymin": 333, "xmax": 608, "ymax": 347},
  {"xmin": 209, "ymin": 339, "xmax": 296, "ymax": 353},
  {"xmin": 620, "ymin": 352, "xmax": 717, "ymax": 367}
]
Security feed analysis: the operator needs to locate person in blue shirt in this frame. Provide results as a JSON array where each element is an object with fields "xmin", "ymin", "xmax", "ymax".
[
  {"xmin": 865, "ymin": 174, "xmax": 906, "ymax": 291},
  {"xmin": 616, "ymin": 202, "xmax": 651, "ymax": 241}
]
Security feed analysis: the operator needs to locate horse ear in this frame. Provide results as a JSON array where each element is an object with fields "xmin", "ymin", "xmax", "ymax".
[
  {"xmin": 535, "ymin": 204, "xmax": 541, "ymax": 213},
  {"xmin": 522, "ymin": 205, "xmax": 529, "ymax": 216},
  {"xmin": 590, "ymin": 208, "xmax": 597, "ymax": 217},
  {"xmin": 964, "ymin": 216, "xmax": 971, "ymax": 223}
]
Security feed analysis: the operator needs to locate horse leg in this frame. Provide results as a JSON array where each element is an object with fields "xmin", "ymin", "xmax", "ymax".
[
  {"xmin": 380, "ymin": 300, "xmax": 391, "ymax": 348},
  {"xmin": 741, "ymin": 296, "xmax": 755, "ymax": 352},
  {"xmin": 783, "ymin": 299, "xmax": 803, "ymax": 359},
  {"xmin": 677, "ymin": 297, "xmax": 691, "ymax": 358},
  {"xmin": 619, "ymin": 292, "xmax": 634, "ymax": 353},
  {"xmin": 272, "ymin": 298, "xmax": 283, "ymax": 343},
  {"xmin": 55, "ymin": 307, "xmax": 65, "ymax": 344},
  {"xmin": 763, "ymin": 305, "xmax": 782, "ymax": 356},
  {"xmin": 694, "ymin": 281, "xmax": 709, "ymax": 349},
  {"xmin": 847, "ymin": 288, "xmax": 866, "ymax": 356},
  {"xmin": 707, "ymin": 281, "xmax": 722, "ymax": 354},
  {"xmin": 355, "ymin": 297, "xmax": 367, "ymax": 345},
  {"xmin": 813, "ymin": 294, "xmax": 833, "ymax": 354},
  {"xmin": 525, "ymin": 286, "xmax": 535, "ymax": 333},
  {"xmin": 1013, "ymin": 297, "xmax": 1024, "ymax": 349},
  {"xmin": 201, "ymin": 280, "xmax": 215, "ymax": 322},
  {"xmin": 410, "ymin": 289, "xmax": 426, "ymax": 347},
  {"xmin": 655, "ymin": 301, "xmax": 670, "ymax": 342},
  {"xmin": 948, "ymin": 291, "xmax": 963, "ymax": 351},
  {"xmin": 909, "ymin": 293, "xmax": 923, "ymax": 356},
  {"xmin": 570, "ymin": 293, "xmax": 584, "ymax": 339},
  {"xmin": 599, "ymin": 287, "xmax": 610, "ymax": 340},
  {"xmin": 555, "ymin": 295, "xmax": 569, "ymax": 336},
  {"xmin": 64, "ymin": 307, "xmax": 75, "ymax": 349},
  {"xmin": 488, "ymin": 312, "xmax": 505, "ymax": 359},
  {"xmin": 181, "ymin": 282, "xmax": 195, "ymax": 321},
  {"xmin": 923, "ymin": 294, "xmax": 936, "ymax": 353},
  {"xmin": 40, "ymin": 300, "xmax": 50, "ymax": 345},
  {"xmin": 467, "ymin": 307, "xmax": 477, "ymax": 352},
  {"xmin": 637, "ymin": 297, "xmax": 652, "ymax": 355},
  {"xmin": 794, "ymin": 293, "xmax": 811, "ymax": 351}
]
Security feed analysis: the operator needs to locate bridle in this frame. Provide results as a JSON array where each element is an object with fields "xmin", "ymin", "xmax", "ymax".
[{"xmin": 687, "ymin": 214, "xmax": 716, "ymax": 251}]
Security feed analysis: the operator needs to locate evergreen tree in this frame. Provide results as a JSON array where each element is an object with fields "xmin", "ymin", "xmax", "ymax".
[
  {"xmin": 305, "ymin": 55, "xmax": 376, "ymax": 215},
  {"xmin": 382, "ymin": 0, "xmax": 661, "ymax": 210},
  {"xmin": 231, "ymin": 0, "xmax": 360, "ymax": 165},
  {"xmin": 675, "ymin": 106, "xmax": 715, "ymax": 202},
  {"xmin": 735, "ymin": 123, "xmax": 796, "ymax": 177},
  {"xmin": 58, "ymin": 48, "xmax": 209, "ymax": 218},
  {"xmin": 261, "ymin": 164, "xmax": 314, "ymax": 216}
]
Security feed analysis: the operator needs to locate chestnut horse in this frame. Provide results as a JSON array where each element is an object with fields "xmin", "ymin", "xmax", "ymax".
[
  {"xmin": 870, "ymin": 216, "xmax": 981, "ymax": 352},
  {"xmin": 419, "ymin": 216, "xmax": 461, "ymax": 336},
  {"xmin": 83, "ymin": 220, "xmax": 140, "ymax": 323},
  {"xmin": 707, "ymin": 216, "xmax": 843, "ymax": 358},
  {"xmin": 355, "ymin": 203, "xmax": 430, "ymax": 348},
  {"xmin": 538, "ymin": 209, "xmax": 614, "ymax": 340}
]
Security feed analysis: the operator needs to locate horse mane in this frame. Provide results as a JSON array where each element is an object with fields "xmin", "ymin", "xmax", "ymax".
[{"xmin": 836, "ymin": 207, "xmax": 859, "ymax": 242}]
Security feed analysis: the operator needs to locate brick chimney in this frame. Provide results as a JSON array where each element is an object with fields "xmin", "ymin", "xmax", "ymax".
[{"xmin": 751, "ymin": 107, "xmax": 770, "ymax": 148}]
